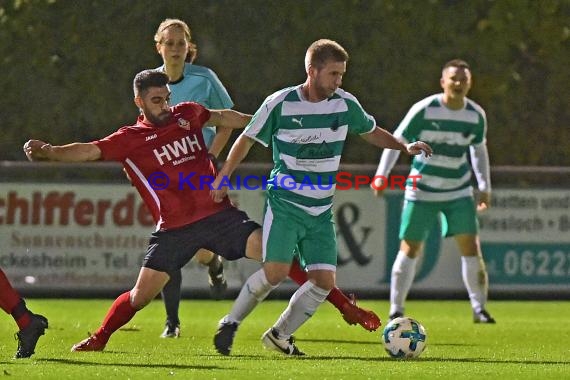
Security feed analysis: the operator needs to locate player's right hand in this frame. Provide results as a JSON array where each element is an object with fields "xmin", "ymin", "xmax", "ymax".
[
  {"xmin": 211, "ymin": 174, "xmax": 228, "ymax": 203},
  {"xmin": 23, "ymin": 139, "xmax": 52, "ymax": 161}
]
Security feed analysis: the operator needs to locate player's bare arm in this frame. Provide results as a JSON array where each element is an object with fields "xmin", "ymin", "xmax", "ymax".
[
  {"xmin": 207, "ymin": 109, "xmax": 252, "ymax": 130},
  {"xmin": 361, "ymin": 127, "xmax": 432, "ymax": 157},
  {"xmin": 211, "ymin": 134, "xmax": 256, "ymax": 203},
  {"xmin": 23, "ymin": 140, "xmax": 102, "ymax": 162},
  {"xmin": 208, "ymin": 126, "xmax": 233, "ymax": 158}
]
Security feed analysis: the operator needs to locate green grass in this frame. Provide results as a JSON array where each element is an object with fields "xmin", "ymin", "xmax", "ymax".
[{"xmin": 1, "ymin": 299, "xmax": 568, "ymax": 379}]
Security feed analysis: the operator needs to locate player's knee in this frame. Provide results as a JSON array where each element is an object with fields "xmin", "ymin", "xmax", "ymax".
[
  {"xmin": 313, "ymin": 278, "xmax": 335, "ymax": 291},
  {"xmin": 247, "ymin": 269, "xmax": 278, "ymax": 300},
  {"xmin": 307, "ymin": 271, "xmax": 335, "ymax": 291},
  {"xmin": 262, "ymin": 262, "xmax": 290, "ymax": 285},
  {"xmin": 194, "ymin": 249, "xmax": 215, "ymax": 265},
  {"xmin": 264, "ymin": 271, "xmax": 286, "ymax": 286}
]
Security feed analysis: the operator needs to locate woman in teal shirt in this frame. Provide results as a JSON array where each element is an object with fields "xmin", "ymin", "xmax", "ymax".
[{"xmin": 153, "ymin": 18, "xmax": 233, "ymax": 338}]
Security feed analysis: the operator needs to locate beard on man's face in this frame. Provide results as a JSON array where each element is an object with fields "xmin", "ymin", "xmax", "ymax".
[{"xmin": 145, "ymin": 110, "xmax": 171, "ymax": 126}]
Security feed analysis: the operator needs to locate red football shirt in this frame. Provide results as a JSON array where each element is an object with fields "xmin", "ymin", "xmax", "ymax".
[{"xmin": 94, "ymin": 102, "xmax": 232, "ymax": 230}]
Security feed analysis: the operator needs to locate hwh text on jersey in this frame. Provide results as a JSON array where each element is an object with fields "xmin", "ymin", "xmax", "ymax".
[{"xmin": 153, "ymin": 135, "xmax": 202, "ymax": 165}]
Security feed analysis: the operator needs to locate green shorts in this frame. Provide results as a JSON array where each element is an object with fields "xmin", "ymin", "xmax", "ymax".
[
  {"xmin": 262, "ymin": 194, "xmax": 337, "ymax": 270},
  {"xmin": 399, "ymin": 197, "xmax": 478, "ymax": 241}
]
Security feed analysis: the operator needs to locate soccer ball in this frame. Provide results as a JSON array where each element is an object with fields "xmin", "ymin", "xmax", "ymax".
[{"xmin": 381, "ymin": 317, "xmax": 427, "ymax": 359}]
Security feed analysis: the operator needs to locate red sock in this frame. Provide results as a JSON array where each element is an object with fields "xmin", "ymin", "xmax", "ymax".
[
  {"xmin": 0, "ymin": 269, "xmax": 32, "ymax": 329},
  {"xmin": 288, "ymin": 258, "xmax": 308, "ymax": 286},
  {"xmin": 326, "ymin": 287, "xmax": 352, "ymax": 312},
  {"xmin": 0, "ymin": 268, "xmax": 21, "ymax": 314},
  {"xmin": 288, "ymin": 258, "xmax": 351, "ymax": 312},
  {"xmin": 95, "ymin": 291, "xmax": 137, "ymax": 343}
]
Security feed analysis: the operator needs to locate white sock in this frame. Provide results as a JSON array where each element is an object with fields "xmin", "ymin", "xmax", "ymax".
[
  {"xmin": 223, "ymin": 269, "xmax": 277, "ymax": 324},
  {"xmin": 273, "ymin": 281, "xmax": 330, "ymax": 338},
  {"xmin": 389, "ymin": 251, "xmax": 417, "ymax": 316},
  {"xmin": 461, "ymin": 256, "xmax": 488, "ymax": 312}
]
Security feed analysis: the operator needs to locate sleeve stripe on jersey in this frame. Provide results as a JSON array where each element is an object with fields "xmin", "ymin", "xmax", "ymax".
[
  {"xmin": 244, "ymin": 88, "xmax": 292, "ymax": 140},
  {"xmin": 338, "ymin": 89, "xmax": 377, "ymax": 134},
  {"xmin": 395, "ymin": 95, "xmax": 439, "ymax": 136},
  {"xmin": 124, "ymin": 158, "xmax": 161, "ymax": 230}
]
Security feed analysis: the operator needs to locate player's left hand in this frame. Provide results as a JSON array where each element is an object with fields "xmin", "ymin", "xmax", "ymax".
[
  {"xmin": 406, "ymin": 141, "xmax": 432, "ymax": 157},
  {"xmin": 370, "ymin": 177, "xmax": 386, "ymax": 198},
  {"xmin": 477, "ymin": 192, "xmax": 491, "ymax": 212}
]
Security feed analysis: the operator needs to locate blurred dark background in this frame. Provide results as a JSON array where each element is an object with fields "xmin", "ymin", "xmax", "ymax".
[{"xmin": 1, "ymin": 0, "xmax": 568, "ymax": 165}]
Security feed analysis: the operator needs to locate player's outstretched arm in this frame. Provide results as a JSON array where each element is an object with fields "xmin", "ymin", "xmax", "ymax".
[
  {"xmin": 361, "ymin": 127, "xmax": 432, "ymax": 157},
  {"xmin": 207, "ymin": 109, "xmax": 252, "ymax": 130},
  {"xmin": 23, "ymin": 140, "xmax": 102, "ymax": 162},
  {"xmin": 211, "ymin": 134, "xmax": 255, "ymax": 203},
  {"xmin": 361, "ymin": 127, "xmax": 431, "ymax": 156}
]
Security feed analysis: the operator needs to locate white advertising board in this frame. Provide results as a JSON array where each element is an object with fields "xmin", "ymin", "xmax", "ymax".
[{"xmin": 1, "ymin": 183, "xmax": 568, "ymax": 295}]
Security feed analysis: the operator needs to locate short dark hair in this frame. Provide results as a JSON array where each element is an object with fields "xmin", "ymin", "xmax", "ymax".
[
  {"xmin": 133, "ymin": 69, "xmax": 169, "ymax": 97},
  {"xmin": 305, "ymin": 39, "xmax": 349, "ymax": 71},
  {"xmin": 443, "ymin": 59, "xmax": 470, "ymax": 71}
]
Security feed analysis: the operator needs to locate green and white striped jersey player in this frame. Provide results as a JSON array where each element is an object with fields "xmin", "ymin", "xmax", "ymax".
[
  {"xmin": 214, "ymin": 81, "xmax": 429, "ymax": 270},
  {"xmin": 211, "ymin": 39, "xmax": 431, "ymax": 356},
  {"xmin": 246, "ymin": 84, "xmax": 376, "ymax": 216},
  {"xmin": 373, "ymin": 59, "xmax": 496, "ymax": 325}
]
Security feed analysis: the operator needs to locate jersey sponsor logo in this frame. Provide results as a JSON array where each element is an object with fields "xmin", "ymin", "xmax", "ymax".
[
  {"xmin": 292, "ymin": 117, "xmax": 303, "ymax": 127},
  {"xmin": 153, "ymin": 135, "xmax": 203, "ymax": 165},
  {"xmin": 296, "ymin": 141, "xmax": 333, "ymax": 159},
  {"xmin": 290, "ymin": 133, "xmax": 321, "ymax": 144},
  {"xmin": 145, "ymin": 133, "xmax": 158, "ymax": 141},
  {"xmin": 177, "ymin": 118, "xmax": 191, "ymax": 130}
]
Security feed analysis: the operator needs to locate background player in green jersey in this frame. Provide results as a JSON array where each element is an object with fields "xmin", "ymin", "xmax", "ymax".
[
  {"xmin": 372, "ymin": 59, "xmax": 496, "ymax": 324},
  {"xmin": 211, "ymin": 39, "xmax": 432, "ymax": 356}
]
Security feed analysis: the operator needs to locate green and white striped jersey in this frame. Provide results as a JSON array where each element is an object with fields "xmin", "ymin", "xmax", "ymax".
[
  {"xmin": 244, "ymin": 85, "xmax": 376, "ymax": 215},
  {"xmin": 394, "ymin": 93, "xmax": 488, "ymax": 202}
]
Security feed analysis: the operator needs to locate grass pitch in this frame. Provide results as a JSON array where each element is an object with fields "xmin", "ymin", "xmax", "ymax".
[{"xmin": 0, "ymin": 299, "xmax": 568, "ymax": 379}]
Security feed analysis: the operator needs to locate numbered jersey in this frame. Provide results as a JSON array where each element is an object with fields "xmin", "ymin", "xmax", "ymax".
[
  {"xmin": 244, "ymin": 85, "xmax": 376, "ymax": 216},
  {"xmin": 93, "ymin": 102, "xmax": 232, "ymax": 230}
]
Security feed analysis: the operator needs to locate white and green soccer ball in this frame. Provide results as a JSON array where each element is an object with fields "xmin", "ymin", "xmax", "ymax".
[{"xmin": 382, "ymin": 317, "xmax": 427, "ymax": 359}]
